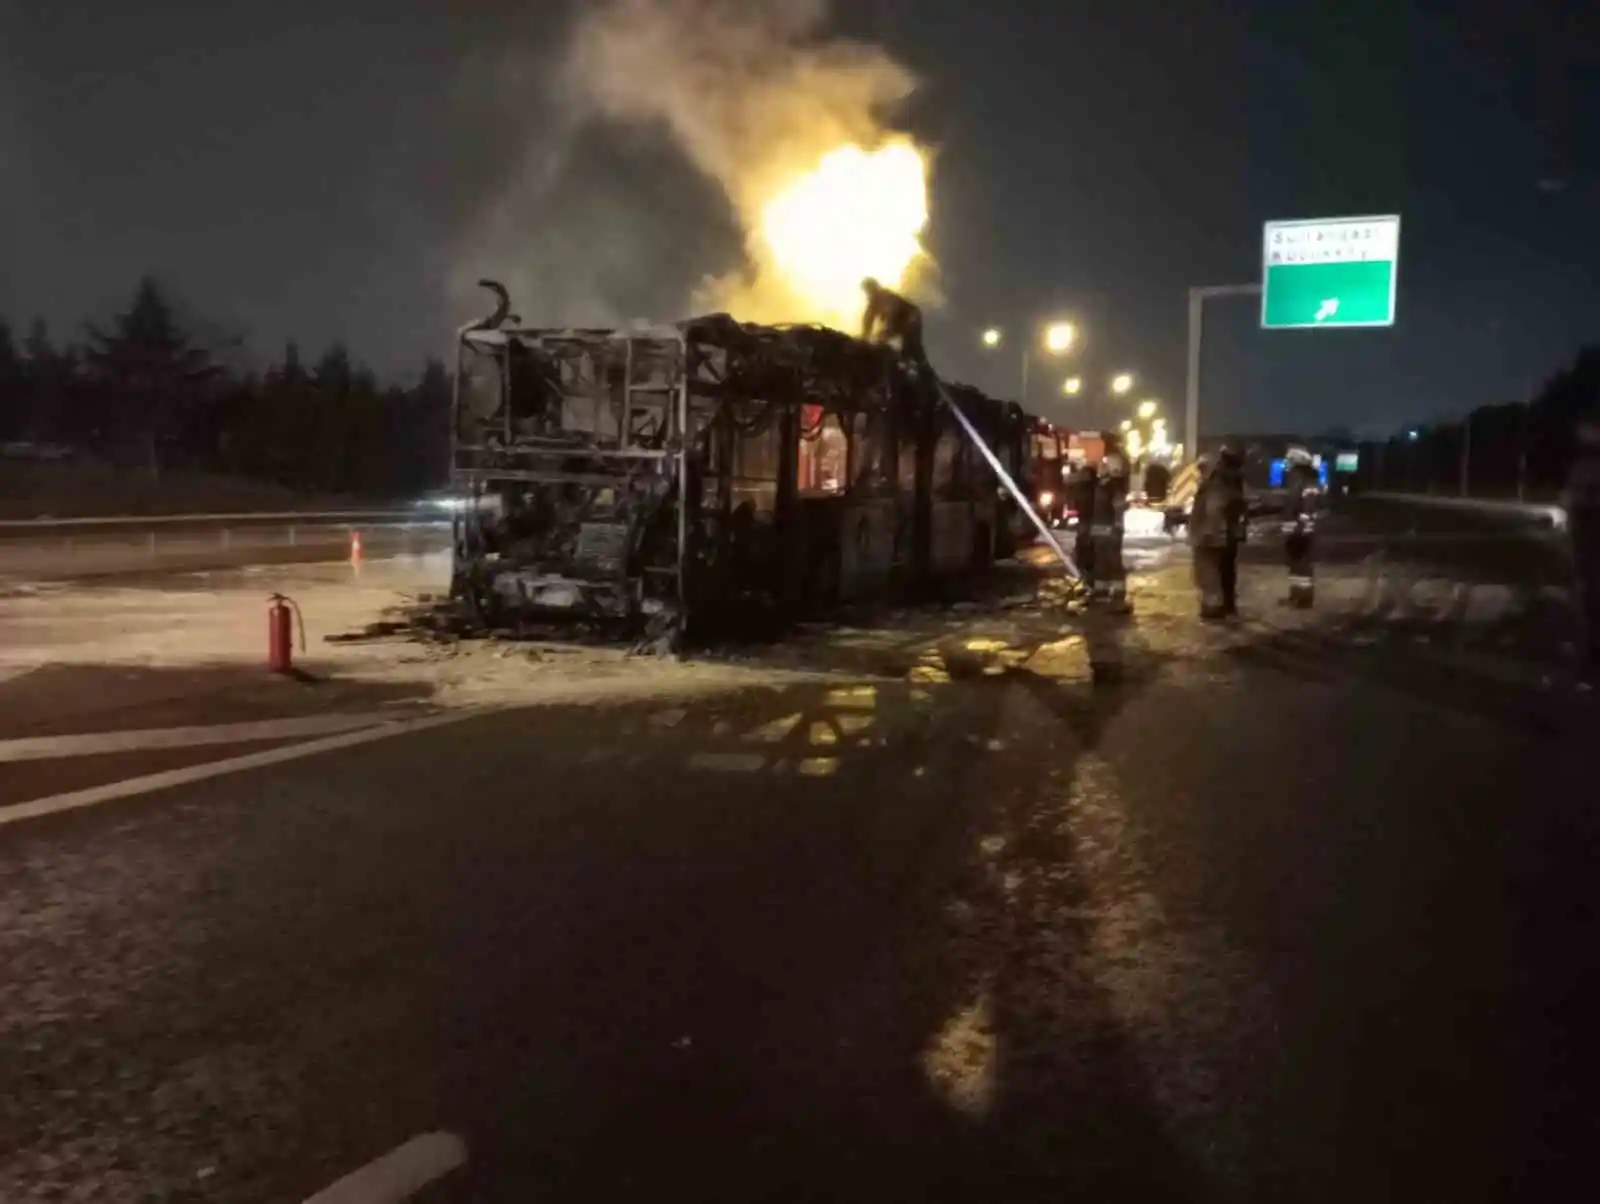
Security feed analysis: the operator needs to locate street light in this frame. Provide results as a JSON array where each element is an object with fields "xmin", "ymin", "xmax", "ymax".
[
  {"xmin": 1111, "ymin": 373, "xmax": 1135, "ymax": 396},
  {"xmin": 1062, "ymin": 376, "xmax": 1083, "ymax": 396},
  {"xmin": 987, "ymin": 319, "xmax": 1079, "ymax": 409},
  {"xmin": 1137, "ymin": 399, "xmax": 1159, "ymax": 420},
  {"xmin": 1044, "ymin": 322, "xmax": 1077, "ymax": 354},
  {"xmin": 1119, "ymin": 419, "xmax": 1133, "ymax": 432}
]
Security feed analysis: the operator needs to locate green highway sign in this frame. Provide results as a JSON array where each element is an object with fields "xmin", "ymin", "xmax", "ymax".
[{"xmin": 1261, "ymin": 214, "xmax": 1399, "ymax": 329}]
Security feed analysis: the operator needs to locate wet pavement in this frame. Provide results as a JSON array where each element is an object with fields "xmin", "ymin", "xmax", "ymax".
[{"xmin": 1, "ymin": 512, "xmax": 1595, "ymax": 1202}]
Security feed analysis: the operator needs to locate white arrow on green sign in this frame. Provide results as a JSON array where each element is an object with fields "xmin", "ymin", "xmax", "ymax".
[{"xmin": 1261, "ymin": 214, "xmax": 1399, "ymax": 329}]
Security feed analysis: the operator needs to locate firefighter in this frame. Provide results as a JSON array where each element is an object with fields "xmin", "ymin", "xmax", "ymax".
[
  {"xmin": 1564, "ymin": 412, "xmax": 1600, "ymax": 690},
  {"xmin": 1282, "ymin": 446, "xmax": 1320, "ymax": 607},
  {"xmin": 1065, "ymin": 457, "xmax": 1098, "ymax": 590},
  {"xmin": 1216, "ymin": 446, "xmax": 1246, "ymax": 615},
  {"xmin": 1143, "ymin": 458, "xmax": 1172, "ymax": 504},
  {"xmin": 1090, "ymin": 434, "xmax": 1131, "ymax": 612},
  {"xmin": 1190, "ymin": 448, "xmax": 1245, "ymax": 619},
  {"xmin": 860, "ymin": 278, "xmax": 925, "ymax": 363}
]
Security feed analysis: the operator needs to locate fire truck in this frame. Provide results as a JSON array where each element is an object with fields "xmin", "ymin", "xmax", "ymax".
[
  {"xmin": 447, "ymin": 283, "xmax": 1033, "ymax": 633},
  {"xmin": 1022, "ymin": 417, "xmax": 1071, "ymax": 525}
]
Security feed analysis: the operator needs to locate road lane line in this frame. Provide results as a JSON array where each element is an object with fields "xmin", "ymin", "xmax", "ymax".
[
  {"xmin": 300, "ymin": 1132, "xmax": 468, "ymax": 1203},
  {"xmin": 0, "ymin": 711, "xmax": 413, "ymax": 762},
  {"xmin": 0, "ymin": 710, "xmax": 490, "ymax": 829}
]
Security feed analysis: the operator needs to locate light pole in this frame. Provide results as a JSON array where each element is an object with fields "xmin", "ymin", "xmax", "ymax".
[
  {"xmin": 1185, "ymin": 283, "xmax": 1261, "ymax": 464},
  {"xmin": 985, "ymin": 321, "xmax": 1079, "ymax": 409},
  {"xmin": 1025, "ymin": 321, "xmax": 1078, "ymax": 410}
]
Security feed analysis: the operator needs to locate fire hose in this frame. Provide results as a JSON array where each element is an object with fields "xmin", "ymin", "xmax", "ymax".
[{"xmin": 932, "ymin": 375, "xmax": 1081, "ymax": 580}]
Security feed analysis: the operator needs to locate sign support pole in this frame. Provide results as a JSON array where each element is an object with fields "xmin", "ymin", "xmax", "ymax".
[{"xmin": 1184, "ymin": 283, "xmax": 1261, "ymax": 464}]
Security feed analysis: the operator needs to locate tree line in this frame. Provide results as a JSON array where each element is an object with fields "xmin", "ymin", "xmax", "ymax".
[
  {"xmin": 1352, "ymin": 344, "xmax": 1600, "ymax": 500},
  {"xmin": 0, "ymin": 276, "xmax": 450, "ymax": 498},
  {"xmin": 4, "ymin": 276, "xmax": 1593, "ymax": 503}
]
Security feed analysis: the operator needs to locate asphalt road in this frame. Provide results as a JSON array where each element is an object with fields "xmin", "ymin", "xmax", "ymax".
[{"xmin": 3, "ymin": 560, "xmax": 1595, "ymax": 1202}]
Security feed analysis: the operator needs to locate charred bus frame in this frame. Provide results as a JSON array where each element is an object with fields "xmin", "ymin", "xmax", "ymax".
[{"xmin": 448, "ymin": 284, "xmax": 1025, "ymax": 631}]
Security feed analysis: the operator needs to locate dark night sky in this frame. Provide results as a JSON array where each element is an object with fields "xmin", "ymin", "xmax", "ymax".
[{"xmin": 2, "ymin": 0, "xmax": 1595, "ymax": 437}]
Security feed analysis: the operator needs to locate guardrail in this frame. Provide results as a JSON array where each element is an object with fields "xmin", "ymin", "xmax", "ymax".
[
  {"xmin": 0, "ymin": 509, "xmax": 422, "ymax": 532},
  {"xmin": 1360, "ymin": 491, "xmax": 1568, "ymax": 531},
  {"xmin": 0, "ymin": 512, "xmax": 453, "ymax": 579}
]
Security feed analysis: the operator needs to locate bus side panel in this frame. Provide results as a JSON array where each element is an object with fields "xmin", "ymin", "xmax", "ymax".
[
  {"xmin": 927, "ymin": 409, "xmax": 974, "ymax": 576},
  {"xmin": 839, "ymin": 498, "xmax": 897, "ymax": 600},
  {"xmin": 791, "ymin": 496, "xmax": 846, "ymax": 604},
  {"xmin": 930, "ymin": 501, "xmax": 973, "ymax": 574},
  {"xmin": 970, "ymin": 493, "xmax": 1001, "ymax": 566}
]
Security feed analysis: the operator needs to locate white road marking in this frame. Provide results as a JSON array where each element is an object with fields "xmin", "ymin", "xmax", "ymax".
[
  {"xmin": 0, "ymin": 709, "xmax": 489, "ymax": 828},
  {"xmin": 301, "ymin": 1131, "xmax": 468, "ymax": 1204},
  {"xmin": 0, "ymin": 710, "xmax": 412, "ymax": 763}
]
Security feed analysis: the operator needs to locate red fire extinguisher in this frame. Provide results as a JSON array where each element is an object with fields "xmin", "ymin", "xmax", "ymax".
[{"xmin": 267, "ymin": 593, "xmax": 305, "ymax": 673}]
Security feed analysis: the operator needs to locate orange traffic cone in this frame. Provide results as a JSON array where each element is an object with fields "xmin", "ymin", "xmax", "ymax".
[{"xmin": 349, "ymin": 530, "xmax": 363, "ymax": 567}]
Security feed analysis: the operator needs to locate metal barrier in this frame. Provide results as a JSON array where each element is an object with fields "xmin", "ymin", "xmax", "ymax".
[
  {"xmin": 0, "ymin": 509, "xmax": 419, "ymax": 532},
  {"xmin": 0, "ymin": 512, "xmax": 452, "ymax": 578},
  {"xmin": 1360, "ymin": 492, "xmax": 1568, "ymax": 531}
]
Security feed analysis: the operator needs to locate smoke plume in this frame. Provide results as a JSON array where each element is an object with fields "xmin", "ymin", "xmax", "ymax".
[{"xmin": 449, "ymin": 0, "xmax": 925, "ymax": 329}]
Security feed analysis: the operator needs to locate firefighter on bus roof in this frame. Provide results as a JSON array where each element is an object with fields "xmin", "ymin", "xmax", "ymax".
[{"xmin": 860, "ymin": 278, "xmax": 926, "ymax": 364}]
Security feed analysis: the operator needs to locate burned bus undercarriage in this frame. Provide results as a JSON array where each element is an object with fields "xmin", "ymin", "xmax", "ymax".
[{"xmin": 450, "ymin": 283, "xmax": 1029, "ymax": 635}]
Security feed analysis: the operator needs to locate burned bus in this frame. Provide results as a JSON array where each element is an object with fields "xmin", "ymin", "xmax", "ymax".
[{"xmin": 448, "ymin": 283, "xmax": 1026, "ymax": 632}]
